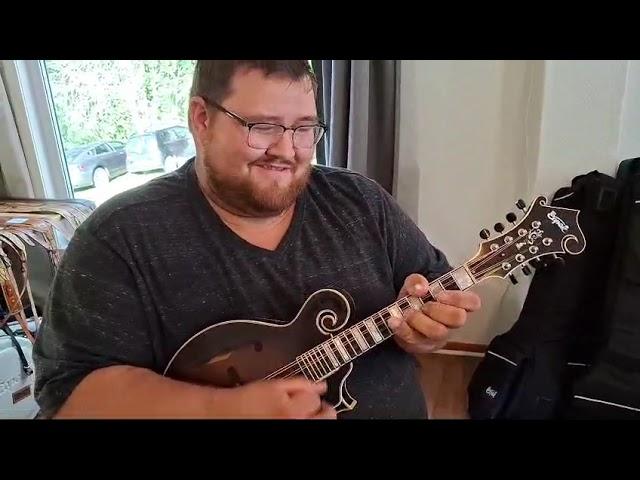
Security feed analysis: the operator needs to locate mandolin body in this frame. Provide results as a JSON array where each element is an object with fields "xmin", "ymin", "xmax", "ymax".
[{"xmin": 163, "ymin": 288, "xmax": 358, "ymax": 413}]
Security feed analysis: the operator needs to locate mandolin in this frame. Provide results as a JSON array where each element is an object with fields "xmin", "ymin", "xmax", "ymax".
[{"xmin": 163, "ymin": 195, "xmax": 586, "ymax": 414}]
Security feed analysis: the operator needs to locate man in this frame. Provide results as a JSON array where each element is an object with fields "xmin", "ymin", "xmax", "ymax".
[{"xmin": 33, "ymin": 60, "xmax": 481, "ymax": 419}]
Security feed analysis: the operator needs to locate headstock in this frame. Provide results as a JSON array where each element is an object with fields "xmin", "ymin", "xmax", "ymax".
[{"xmin": 467, "ymin": 195, "xmax": 586, "ymax": 284}]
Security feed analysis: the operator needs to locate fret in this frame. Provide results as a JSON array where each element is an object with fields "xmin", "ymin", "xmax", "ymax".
[
  {"xmin": 311, "ymin": 348, "xmax": 330, "ymax": 377},
  {"xmin": 388, "ymin": 304, "xmax": 403, "ymax": 319},
  {"xmin": 426, "ymin": 273, "xmax": 459, "ymax": 293},
  {"xmin": 342, "ymin": 331, "xmax": 360, "ymax": 357},
  {"xmin": 297, "ymin": 355, "xmax": 316, "ymax": 381},
  {"xmin": 329, "ymin": 341, "xmax": 343, "ymax": 363},
  {"xmin": 450, "ymin": 266, "xmax": 475, "ymax": 290},
  {"xmin": 322, "ymin": 343, "xmax": 340, "ymax": 369},
  {"xmin": 357, "ymin": 323, "xmax": 375, "ymax": 348},
  {"xmin": 314, "ymin": 346, "xmax": 332, "ymax": 373},
  {"xmin": 351, "ymin": 326, "xmax": 369, "ymax": 351},
  {"xmin": 407, "ymin": 296, "xmax": 423, "ymax": 310},
  {"xmin": 376, "ymin": 312, "xmax": 393, "ymax": 336},
  {"xmin": 442, "ymin": 277, "xmax": 460, "ymax": 291},
  {"xmin": 397, "ymin": 298, "xmax": 412, "ymax": 311},
  {"xmin": 301, "ymin": 353, "xmax": 321, "ymax": 381},
  {"xmin": 333, "ymin": 337, "xmax": 351, "ymax": 362},
  {"xmin": 310, "ymin": 349, "xmax": 328, "ymax": 378},
  {"xmin": 364, "ymin": 318, "xmax": 383, "ymax": 343},
  {"xmin": 429, "ymin": 280, "xmax": 444, "ymax": 299}
]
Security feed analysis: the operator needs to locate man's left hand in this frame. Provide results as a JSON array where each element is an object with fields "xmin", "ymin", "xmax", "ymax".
[{"xmin": 388, "ymin": 273, "xmax": 481, "ymax": 355}]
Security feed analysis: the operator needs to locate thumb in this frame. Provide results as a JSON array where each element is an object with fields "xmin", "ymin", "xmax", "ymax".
[
  {"xmin": 399, "ymin": 273, "xmax": 430, "ymax": 299},
  {"xmin": 280, "ymin": 378, "xmax": 327, "ymax": 396}
]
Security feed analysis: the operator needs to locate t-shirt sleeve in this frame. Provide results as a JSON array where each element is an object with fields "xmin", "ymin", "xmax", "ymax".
[
  {"xmin": 376, "ymin": 186, "xmax": 453, "ymax": 294},
  {"xmin": 33, "ymin": 223, "xmax": 154, "ymax": 418}
]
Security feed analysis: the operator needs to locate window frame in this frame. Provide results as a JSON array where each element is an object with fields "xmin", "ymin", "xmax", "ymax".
[{"xmin": 1, "ymin": 60, "xmax": 72, "ymax": 199}]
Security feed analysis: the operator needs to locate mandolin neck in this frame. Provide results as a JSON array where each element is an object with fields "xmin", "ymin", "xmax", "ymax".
[{"xmin": 279, "ymin": 264, "xmax": 477, "ymax": 382}]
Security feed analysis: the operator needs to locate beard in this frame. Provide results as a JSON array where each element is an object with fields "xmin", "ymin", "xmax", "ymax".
[{"xmin": 201, "ymin": 155, "xmax": 312, "ymax": 218}]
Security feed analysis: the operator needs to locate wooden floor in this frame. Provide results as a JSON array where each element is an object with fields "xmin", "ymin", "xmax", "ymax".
[{"xmin": 416, "ymin": 352, "xmax": 483, "ymax": 419}]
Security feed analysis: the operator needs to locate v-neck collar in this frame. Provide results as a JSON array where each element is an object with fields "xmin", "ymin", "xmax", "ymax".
[{"xmin": 184, "ymin": 159, "xmax": 306, "ymax": 260}]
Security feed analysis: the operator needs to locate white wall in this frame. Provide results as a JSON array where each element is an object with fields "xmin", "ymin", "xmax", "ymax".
[
  {"xmin": 534, "ymin": 61, "xmax": 629, "ymax": 197},
  {"xmin": 395, "ymin": 60, "xmax": 640, "ymax": 347}
]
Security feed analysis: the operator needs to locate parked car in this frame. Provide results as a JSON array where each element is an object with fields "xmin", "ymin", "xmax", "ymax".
[
  {"xmin": 125, "ymin": 126, "xmax": 196, "ymax": 174},
  {"xmin": 65, "ymin": 141, "xmax": 128, "ymax": 189}
]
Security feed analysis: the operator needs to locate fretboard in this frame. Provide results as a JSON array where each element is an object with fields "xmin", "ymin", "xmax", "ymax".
[{"xmin": 292, "ymin": 264, "xmax": 477, "ymax": 382}]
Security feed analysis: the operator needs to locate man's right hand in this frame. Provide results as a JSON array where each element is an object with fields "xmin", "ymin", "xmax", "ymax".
[
  {"xmin": 219, "ymin": 377, "xmax": 337, "ymax": 419},
  {"xmin": 51, "ymin": 366, "xmax": 337, "ymax": 419}
]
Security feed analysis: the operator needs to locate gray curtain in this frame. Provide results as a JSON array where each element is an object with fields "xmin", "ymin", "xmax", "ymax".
[{"xmin": 312, "ymin": 60, "xmax": 398, "ymax": 194}]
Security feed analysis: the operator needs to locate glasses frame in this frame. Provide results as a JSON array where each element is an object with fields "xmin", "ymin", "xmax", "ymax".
[{"xmin": 201, "ymin": 95, "xmax": 327, "ymax": 150}]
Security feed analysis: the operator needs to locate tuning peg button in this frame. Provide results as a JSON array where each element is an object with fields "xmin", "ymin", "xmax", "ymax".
[
  {"xmin": 506, "ymin": 212, "xmax": 517, "ymax": 224},
  {"xmin": 509, "ymin": 274, "xmax": 518, "ymax": 285},
  {"xmin": 479, "ymin": 228, "xmax": 491, "ymax": 240},
  {"xmin": 522, "ymin": 265, "xmax": 532, "ymax": 276},
  {"xmin": 494, "ymin": 223, "xmax": 505, "ymax": 233},
  {"xmin": 516, "ymin": 199, "xmax": 527, "ymax": 211}
]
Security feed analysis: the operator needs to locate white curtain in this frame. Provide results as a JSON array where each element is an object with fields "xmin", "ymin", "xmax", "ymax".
[{"xmin": 0, "ymin": 64, "xmax": 35, "ymax": 198}]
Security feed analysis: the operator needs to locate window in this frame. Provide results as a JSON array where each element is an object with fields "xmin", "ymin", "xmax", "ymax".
[
  {"xmin": 2, "ymin": 60, "xmax": 327, "ymax": 204},
  {"xmin": 94, "ymin": 144, "xmax": 110, "ymax": 155},
  {"xmin": 42, "ymin": 60, "xmax": 197, "ymax": 205},
  {"xmin": 158, "ymin": 129, "xmax": 177, "ymax": 143}
]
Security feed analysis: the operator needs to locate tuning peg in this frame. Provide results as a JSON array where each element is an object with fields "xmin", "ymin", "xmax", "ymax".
[
  {"xmin": 509, "ymin": 274, "xmax": 518, "ymax": 285},
  {"xmin": 522, "ymin": 265, "xmax": 532, "ymax": 276},
  {"xmin": 516, "ymin": 199, "xmax": 527, "ymax": 211},
  {"xmin": 506, "ymin": 212, "xmax": 517, "ymax": 224},
  {"xmin": 552, "ymin": 254, "xmax": 565, "ymax": 267},
  {"xmin": 479, "ymin": 228, "xmax": 491, "ymax": 240},
  {"xmin": 494, "ymin": 223, "xmax": 505, "ymax": 233},
  {"xmin": 529, "ymin": 259, "xmax": 543, "ymax": 270}
]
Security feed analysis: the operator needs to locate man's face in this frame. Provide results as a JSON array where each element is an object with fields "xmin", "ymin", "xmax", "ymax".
[{"xmin": 193, "ymin": 68, "xmax": 319, "ymax": 217}]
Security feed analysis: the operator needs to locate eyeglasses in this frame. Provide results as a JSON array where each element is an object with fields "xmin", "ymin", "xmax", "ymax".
[{"xmin": 201, "ymin": 95, "xmax": 326, "ymax": 150}]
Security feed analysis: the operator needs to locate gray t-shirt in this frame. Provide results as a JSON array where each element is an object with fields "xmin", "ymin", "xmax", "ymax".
[{"xmin": 33, "ymin": 159, "xmax": 452, "ymax": 419}]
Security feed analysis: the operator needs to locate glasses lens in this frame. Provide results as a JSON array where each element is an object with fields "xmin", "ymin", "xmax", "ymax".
[
  {"xmin": 248, "ymin": 124, "xmax": 325, "ymax": 149},
  {"xmin": 293, "ymin": 126, "xmax": 324, "ymax": 149},
  {"xmin": 248, "ymin": 124, "xmax": 285, "ymax": 149}
]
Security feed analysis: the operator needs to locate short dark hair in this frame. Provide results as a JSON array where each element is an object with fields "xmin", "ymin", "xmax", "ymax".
[{"xmin": 190, "ymin": 60, "xmax": 317, "ymax": 103}]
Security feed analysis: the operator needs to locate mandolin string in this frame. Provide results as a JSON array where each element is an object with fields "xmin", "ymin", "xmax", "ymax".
[
  {"xmin": 471, "ymin": 252, "xmax": 522, "ymax": 279},
  {"xmin": 265, "ymin": 319, "xmax": 387, "ymax": 381},
  {"xmin": 266, "ymin": 308, "xmax": 428, "ymax": 381},
  {"xmin": 279, "ymin": 324, "xmax": 387, "ymax": 380},
  {"xmin": 468, "ymin": 231, "xmax": 530, "ymax": 272},
  {"xmin": 469, "ymin": 237, "xmax": 522, "ymax": 276},
  {"xmin": 469, "ymin": 230, "xmax": 528, "ymax": 269},
  {"xmin": 266, "ymin": 248, "xmax": 527, "ymax": 381}
]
